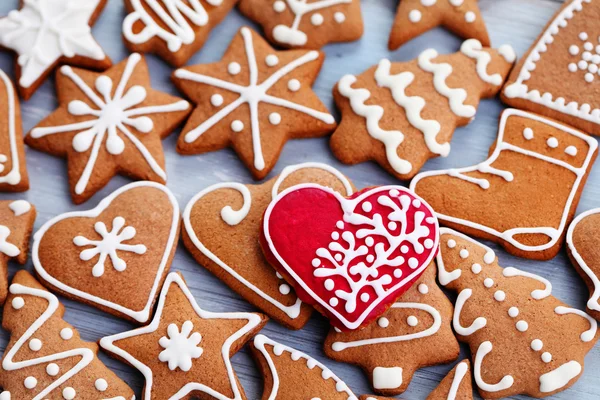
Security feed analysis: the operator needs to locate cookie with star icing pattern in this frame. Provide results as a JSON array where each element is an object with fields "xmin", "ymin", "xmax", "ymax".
[{"xmin": 172, "ymin": 27, "xmax": 336, "ymax": 180}]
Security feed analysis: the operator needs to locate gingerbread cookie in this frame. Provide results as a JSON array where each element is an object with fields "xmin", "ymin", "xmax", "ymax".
[
  {"xmin": 0, "ymin": 69, "xmax": 28, "ymax": 192},
  {"xmin": 567, "ymin": 208, "xmax": 600, "ymax": 321},
  {"xmin": 182, "ymin": 162, "xmax": 354, "ymax": 330},
  {"xmin": 0, "ymin": 200, "xmax": 35, "ymax": 305},
  {"xmin": 411, "ymin": 109, "xmax": 598, "ymax": 261},
  {"xmin": 100, "ymin": 272, "xmax": 267, "ymax": 400},
  {"xmin": 332, "ymin": 40, "xmax": 515, "ymax": 180},
  {"xmin": 503, "ymin": 0, "xmax": 600, "ymax": 136},
  {"xmin": 122, "ymin": 0, "xmax": 238, "ymax": 67},
  {"xmin": 25, "ymin": 53, "xmax": 191, "ymax": 204},
  {"xmin": 0, "ymin": 0, "xmax": 112, "ymax": 100},
  {"xmin": 389, "ymin": 0, "xmax": 489, "ymax": 50},
  {"xmin": 172, "ymin": 27, "xmax": 336, "ymax": 180},
  {"xmin": 0, "ymin": 271, "xmax": 134, "ymax": 399},
  {"xmin": 251, "ymin": 334, "xmax": 358, "ymax": 399},
  {"xmin": 238, "ymin": 0, "xmax": 364, "ymax": 49},
  {"xmin": 32, "ymin": 181, "xmax": 179, "ymax": 323},
  {"xmin": 324, "ymin": 263, "xmax": 459, "ymax": 395},
  {"xmin": 438, "ymin": 228, "xmax": 598, "ymax": 399}
]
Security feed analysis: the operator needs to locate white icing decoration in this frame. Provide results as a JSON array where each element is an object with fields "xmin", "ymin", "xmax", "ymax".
[
  {"xmin": 231, "ymin": 120, "xmax": 244, "ymax": 132},
  {"xmin": 0, "ymin": 226, "xmax": 20, "ymax": 258},
  {"xmin": 406, "ymin": 315, "xmax": 418, "ymax": 326},
  {"xmin": 448, "ymin": 361, "xmax": 469, "ymax": 400},
  {"xmin": 310, "ymin": 13, "xmax": 324, "ymax": 26},
  {"xmin": 418, "ymin": 283, "xmax": 428, "ymax": 294},
  {"xmin": 531, "ymin": 339, "xmax": 543, "ymax": 351},
  {"xmin": 158, "ymin": 321, "xmax": 203, "ymax": 371},
  {"xmin": 465, "ymin": 11, "xmax": 476, "ymax": 23},
  {"xmin": 453, "ymin": 288, "xmax": 486, "ymax": 335},
  {"xmin": 228, "ymin": 62, "xmax": 241, "ymax": 75},
  {"xmin": 554, "ymin": 306, "xmax": 597, "ymax": 342},
  {"xmin": 0, "ymin": 70, "xmax": 21, "ymax": 185},
  {"xmin": 494, "ymin": 290, "xmax": 505, "ymax": 301},
  {"xmin": 508, "ymin": 307, "xmax": 519, "ymax": 317},
  {"xmin": 565, "ymin": 145, "xmax": 578, "ymax": 156},
  {"xmin": 29, "ymin": 338, "xmax": 42, "ymax": 351},
  {"xmin": 24, "ymin": 376, "xmax": 37, "ymax": 389},
  {"xmin": 539, "ymin": 361, "xmax": 582, "ymax": 393},
  {"xmin": 287, "ymin": 79, "xmax": 301, "ymax": 91},
  {"xmin": 474, "ymin": 341, "xmax": 514, "ymax": 392},
  {"xmin": 461, "ymin": 39, "xmax": 509, "ymax": 86},
  {"xmin": 334, "ymin": 12, "xmax": 346, "ymax": 23},
  {"xmin": 373, "ymin": 366, "xmax": 403, "ymax": 390},
  {"xmin": 211, "ymin": 94, "xmax": 224, "ymax": 107},
  {"xmin": 547, "ymin": 137, "xmax": 559, "ymax": 148},
  {"xmin": 174, "ymin": 28, "xmax": 334, "ymax": 171},
  {"xmin": 62, "ymin": 387, "xmax": 75, "ymax": 399},
  {"xmin": 516, "ymin": 320, "xmax": 528, "ymax": 332},
  {"xmin": 60, "ymin": 328, "xmax": 73, "ymax": 340},
  {"xmin": 95, "ymin": 378, "xmax": 108, "ymax": 392},
  {"xmin": 377, "ymin": 317, "xmax": 389, "ymax": 328},
  {"xmin": 502, "ymin": 267, "xmax": 552, "ymax": 300},
  {"xmin": 30, "ymin": 54, "xmax": 189, "ymax": 195},
  {"xmin": 409, "ymin": 10, "xmax": 422, "ymax": 22},
  {"xmin": 11, "ymin": 297, "xmax": 24, "ymax": 310},
  {"xmin": 265, "ymin": 55, "xmax": 279, "ymax": 67},
  {"xmin": 541, "ymin": 352, "xmax": 552, "ymax": 363},
  {"xmin": 9, "ymin": 200, "xmax": 30, "ymax": 216},
  {"xmin": 47, "ymin": 363, "xmax": 59, "ymax": 376}
]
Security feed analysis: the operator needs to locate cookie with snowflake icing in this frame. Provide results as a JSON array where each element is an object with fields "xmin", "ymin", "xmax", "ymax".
[
  {"xmin": 32, "ymin": 181, "xmax": 180, "ymax": 323},
  {"xmin": 122, "ymin": 0, "xmax": 238, "ymax": 67},
  {"xmin": 238, "ymin": 0, "xmax": 364, "ymax": 49},
  {"xmin": 25, "ymin": 53, "xmax": 190, "ymax": 204},
  {"xmin": 100, "ymin": 271, "xmax": 268, "ymax": 400},
  {"xmin": 172, "ymin": 27, "xmax": 336, "ymax": 180},
  {"xmin": 0, "ymin": 270, "xmax": 134, "ymax": 399},
  {"xmin": 0, "ymin": 0, "xmax": 112, "ymax": 100},
  {"xmin": 502, "ymin": 0, "xmax": 600, "ymax": 136}
]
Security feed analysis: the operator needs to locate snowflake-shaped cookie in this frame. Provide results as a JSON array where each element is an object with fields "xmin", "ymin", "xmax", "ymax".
[
  {"xmin": 568, "ymin": 32, "xmax": 600, "ymax": 83},
  {"xmin": 158, "ymin": 320, "xmax": 204, "ymax": 372}
]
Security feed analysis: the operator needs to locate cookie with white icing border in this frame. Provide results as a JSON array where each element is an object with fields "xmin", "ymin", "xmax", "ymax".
[
  {"xmin": 25, "ymin": 53, "xmax": 191, "ymax": 204},
  {"xmin": 238, "ymin": 0, "xmax": 364, "ymax": 49},
  {"xmin": 122, "ymin": 0, "xmax": 238, "ymax": 67},
  {"xmin": 182, "ymin": 162, "xmax": 355, "ymax": 329},
  {"xmin": 100, "ymin": 271, "xmax": 268, "ymax": 400},
  {"xmin": 324, "ymin": 263, "xmax": 459, "ymax": 395},
  {"xmin": 0, "ymin": 0, "xmax": 112, "ymax": 100},
  {"xmin": 438, "ymin": 228, "xmax": 598, "ymax": 399},
  {"xmin": 0, "ymin": 270, "xmax": 134, "ymax": 399},
  {"xmin": 172, "ymin": 27, "xmax": 336, "ymax": 180},
  {"xmin": 0, "ymin": 200, "xmax": 35, "ymax": 305},
  {"xmin": 251, "ymin": 334, "xmax": 358, "ymax": 399},
  {"xmin": 32, "ymin": 181, "xmax": 179, "ymax": 324},
  {"xmin": 389, "ymin": 0, "xmax": 489, "ymax": 50},
  {"xmin": 502, "ymin": 0, "xmax": 600, "ymax": 136},
  {"xmin": 411, "ymin": 109, "xmax": 598, "ymax": 260},
  {"xmin": 331, "ymin": 39, "xmax": 515, "ymax": 181}
]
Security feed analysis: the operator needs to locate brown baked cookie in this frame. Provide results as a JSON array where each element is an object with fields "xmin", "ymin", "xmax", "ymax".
[
  {"xmin": 172, "ymin": 27, "xmax": 336, "ymax": 180},
  {"xmin": 0, "ymin": 0, "xmax": 112, "ymax": 100},
  {"xmin": 324, "ymin": 263, "xmax": 459, "ymax": 396},
  {"xmin": 32, "ymin": 181, "xmax": 179, "ymax": 324},
  {"xmin": 100, "ymin": 272, "xmax": 267, "ymax": 400},
  {"xmin": 567, "ymin": 208, "xmax": 600, "ymax": 321},
  {"xmin": 182, "ymin": 162, "xmax": 354, "ymax": 330},
  {"xmin": 25, "ymin": 53, "xmax": 191, "ymax": 204},
  {"xmin": 437, "ymin": 228, "xmax": 598, "ymax": 399},
  {"xmin": 502, "ymin": 0, "xmax": 600, "ymax": 136},
  {"xmin": 0, "ymin": 270, "xmax": 134, "ymax": 399},
  {"xmin": 238, "ymin": 0, "xmax": 364, "ymax": 49},
  {"xmin": 0, "ymin": 68, "xmax": 28, "ymax": 192},
  {"xmin": 411, "ymin": 109, "xmax": 598, "ymax": 261},
  {"xmin": 332, "ymin": 40, "xmax": 515, "ymax": 181},
  {"xmin": 122, "ymin": 0, "xmax": 238, "ymax": 67},
  {"xmin": 0, "ymin": 200, "xmax": 35, "ymax": 305},
  {"xmin": 389, "ymin": 0, "xmax": 489, "ymax": 50},
  {"xmin": 251, "ymin": 334, "xmax": 359, "ymax": 399}
]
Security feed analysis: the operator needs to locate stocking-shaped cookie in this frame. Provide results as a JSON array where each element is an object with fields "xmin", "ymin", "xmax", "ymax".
[
  {"xmin": 567, "ymin": 208, "xmax": 600, "ymax": 321},
  {"xmin": 411, "ymin": 108, "xmax": 598, "ymax": 261},
  {"xmin": 0, "ymin": 200, "xmax": 35, "ymax": 305},
  {"xmin": 0, "ymin": 271, "xmax": 134, "ymax": 399},
  {"xmin": 332, "ymin": 39, "xmax": 515, "ymax": 181},
  {"xmin": 324, "ymin": 263, "xmax": 459, "ymax": 396},
  {"xmin": 251, "ymin": 334, "xmax": 359, "ymax": 399},
  {"xmin": 183, "ymin": 162, "xmax": 354, "ymax": 330},
  {"xmin": 438, "ymin": 228, "xmax": 598, "ymax": 399}
]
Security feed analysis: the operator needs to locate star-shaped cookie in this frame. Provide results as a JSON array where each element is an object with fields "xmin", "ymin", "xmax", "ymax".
[
  {"xmin": 25, "ymin": 53, "xmax": 191, "ymax": 204},
  {"xmin": 389, "ymin": 0, "xmax": 489, "ymax": 50},
  {"xmin": 172, "ymin": 27, "xmax": 336, "ymax": 180},
  {"xmin": 0, "ymin": 0, "xmax": 112, "ymax": 99},
  {"xmin": 100, "ymin": 272, "xmax": 268, "ymax": 400}
]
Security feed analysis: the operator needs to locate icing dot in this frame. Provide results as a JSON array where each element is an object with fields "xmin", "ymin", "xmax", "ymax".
[
  {"xmin": 471, "ymin": 263, "xmax": 482, "ymax": 274},
  {"xmin": 541, "ymin": 352, "xmax": 552, "ymax": 363},
  {"xmin": 288, "ymin": 79, "xmax": 301, "ymax": 92},
  {"xmin": 24, "ymin": 376, "xmax": 37, "ymax": 389},
  {"xmin": 579, "ymin": 60, "xmax": 589, "ymax": 70},
  {"xmin": 336, "ymin": 221, "xmax": 344, "ymax": 229},
  {"xmin": 362, "ymin": 202, "xmax": 372, "ymax": 212},
  {"xmin": 412, "ymin": 199, "xmax": 421, "ymax": 208},
  {"xmin": 47, "ymin": 363, "xmax": 60, "ymax": 376},
  {"xmin": 418, "ymin": 284, "xmax": 429, "ymax": 294},
  {"xmin": 276, "ymin": 272, "xmax": 283, "ymax": 279},
  {"xmin": 393, "ymin": 269, "xmax": 403, "ymax": 278},
  {"xmin": 408, "ymin": 258, "xmax": 418, "ymax": 268},
  {"xmin": 570, "ymin": 45, "xmax": 580, "ymax": 55},
  {"xmin": 227, "ymin": 62, "xmax": 241, "ymax": 75},
  {"xmin": 63, "ymin": 387, "xmax": 76, "ymax": 400},
  {"xmin": 29, "ymin": 338, "xmax": 42, "ymax": 352},
  {"xmin": 583, "ymin": 51, "xmax": 593, "ymax": 61},
  {"xmin": 547, "ymin": 137, "xmax": 559, "ymax": 148},
  {"xmin": 378, "ymin": 317, "xmax": 389, "ymax": 328},
  {"xmin": 423, "ymin": 0, "xmax": 437, "ymax": 5},
  {"xmin": 269, "ymin": 112, "xmax": 282, "ymax": 125},
  {"xmin": 516, "ymin": 320, "xmax": 529, "ymax": 332},
  {"xmin": 447, "ymin": 239, "xmax": 456, "ymax": 248},
  {"xmin": 273, "ymin": 0, "xmax": 286, "ymax": 12},
  {"xmin": 494, "ymin": 290, "xmax": 506, "ymax": 301},
  {"xmin": 459, "ymin": 249, "xmax": 469, "ymax": 259},
  {"xmin": 311, "ymin": 13, "xmax": 324, "ymax": 26},
  {"xmin": 334, "ymin": 254, "xmax": 342, "ymax": 261},
  {"xmin": 95, "ymin": 378, "xmax": 108, "ymax": 392},
  {"xmin": 334, "ymin": 12, "xmax": 346, "ymax": 23},
  {"xmin": 508, "ymin": 307, "xmax": 519, "ymax": 318},
  {"xmin": 11, "ymin": 297, "xmax": 24, "ymax": 310},
  {"xmin": 424, "ymin": 239, "xmax": 434, "ymax": 249},
  {"xmin": 568, "ymin": 63, "xmax": 578, "ymax": 72},
  {"xmin": 585, "ymin": 73, "xmax": 594, "ymax": 82},
  {"xmin": 331, "ymin": 232, "xmax": 340, "ymax": 240},
  {"xmin": 401, "ymin": 245, "xmax": 409, "ymax": 253},
  {"xmin": 584, "ymin": 42, "xmax": 594, "ymax": 51},
  {"xmin": 388, "ymin": 221, "xmax": 397, "ymax": 230},
  {"xmin": 523, "ymin": 127, "xmax": 534, "ymax": 140},
  {"xmin": 409, "ymin": 9, "xmax": 422, "ymax": 23},
  {"xmin": 265, "ymin": 54, "xmax": 279, "ymax": 67},
  {"xmin": 329, "ymin": 297, "xmax": 339, "ymax": 307},
  {"xmin": 210, "ymin": 94, "xmax": 223, "ymax": 107},
  {"xmin": 325, "ymin": 279, "xmax": 335, "ymax": 291},
  {"xmin": 565, "ymin": 146, "xmax": 578, "ymax": 156},
  {"xmin": 407, "ymin": 316, "xmax": 418, "ymax": 326},
  {"xmin": 366, "ymin": 254, "xmax": 374, "ymax": 263},
  {"xmin": 483, "ymin": 278, "xmax": 494, "ymax": 288},
  {"xmin": 580, "ymin": 32, "xmax": 589, "ymax": 41},
  {"xmin": 589, "ymin": 64, "xmax": 599, "ymax": 73},
  {"xmin": 531, "ymin": 339, "xmax": 543, "ymax": 351},
  {"xmin": 390, "ymin": 189, "xmax": 400, "ymax": 197},
  {"xmin": 360, "ymin": 293, "xmax": 370, "ymax": 302},
  {"xmin": 231, "ymin": 120, "xmax": 244, "ymax": 132},
  {"xmin": 312, "ymin": 258, "xmax": 321, "ymax": 267},
  {"xmin": 365, "ymin": 237, "xmax": 374, "ymax": 247},
  {"xmin": 279, "ymin": 284, "xmax": 291, "ymax": 295},
  {"xmin": 465, "ymin": 11, "xmax": 476, "ymax": 23},
  {"xmin": 60, "ymin": 328, "xmax": 74, "ymax": 340}
]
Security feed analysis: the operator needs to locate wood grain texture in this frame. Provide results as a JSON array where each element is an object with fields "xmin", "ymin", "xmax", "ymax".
[{"xmin": 0, "ymin": 0, "xmax": 599, "ymax": 399}]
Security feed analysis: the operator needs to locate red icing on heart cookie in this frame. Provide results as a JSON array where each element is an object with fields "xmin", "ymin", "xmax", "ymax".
[{"xmin": 261, "ymin": 185, "xmax": 439, "ymax": 330}]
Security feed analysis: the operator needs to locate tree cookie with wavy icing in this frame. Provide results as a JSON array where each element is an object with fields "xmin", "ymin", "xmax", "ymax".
[
  {"xmin": 182, "ymin": 162, "xmax": 354, "ymax": 330},
  {"xmin": 331, "ymin": 39, "xmax": 515, "ymax": 181},
  {"xmin": 25, "ymin": 53, "xmax": 191, "ymax": 204},
  {"xmin": 411, "ymin": 108, "xmax": 598, "ymax": 260},
  {"xmin": 324, "ymin": 263, "xmax": 459, "ymax": 395},
  {"xmin": 437, "ymin": 228, "xmax": 598, "ymax": 399},
  {"xmin": 172, "ymin": 27, "xmax": 336, "ymax": 180},
  {"xmin": 0, "ymin": 271, "xmax": 134, "ymax": 400},
  {"xmin": 502, "ymin": 0, "xmax": 600, "ymax": 136}
]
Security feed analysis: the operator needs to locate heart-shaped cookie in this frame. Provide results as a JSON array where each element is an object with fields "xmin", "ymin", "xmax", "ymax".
[
  {"xmin": 32, "ymin": 181, "xmax": 179, "ymax": 323},
  {"xmin": 261, "ymin": 185, "xmax": 439, "ymax": 330}
]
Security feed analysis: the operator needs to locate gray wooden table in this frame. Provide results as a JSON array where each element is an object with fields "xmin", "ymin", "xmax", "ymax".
[{"xmin": 1, "ymin": 0, "xmax": 598, "ymax": 399}]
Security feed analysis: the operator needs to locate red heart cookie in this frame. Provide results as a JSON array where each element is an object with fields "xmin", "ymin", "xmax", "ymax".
[
  {"xmin": 261, "ymin": 185, "xmax": 439, "ymax": 330},
  {"xmin": 32, "ymin": 181, "xmax": 179, "ymax": 323}
]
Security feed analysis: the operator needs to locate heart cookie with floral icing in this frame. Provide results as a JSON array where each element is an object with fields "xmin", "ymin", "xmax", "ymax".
[
  {"xmin": 32, "ymin": 181, "xmax": 179, "ymax": 323},
  {"xmin": 261, "ymin": 185, "xmax": 439, "ymax": 330}
]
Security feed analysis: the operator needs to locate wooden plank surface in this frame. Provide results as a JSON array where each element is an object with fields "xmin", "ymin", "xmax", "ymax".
[{"xmin": 1, "ymin": 0, "xmax": 599, "ymax": 399}]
